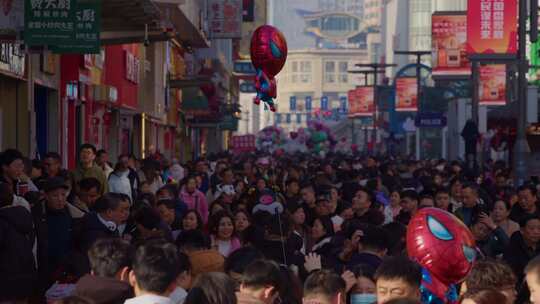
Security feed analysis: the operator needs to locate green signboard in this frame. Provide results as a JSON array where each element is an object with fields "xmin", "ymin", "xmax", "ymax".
[{"xmin": 24, "ymin": 0, "xmax": 101, "ymax": 54}]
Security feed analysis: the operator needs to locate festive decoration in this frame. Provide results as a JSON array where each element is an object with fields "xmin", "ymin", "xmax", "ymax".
[
  {"xmin": 250, "ymin": 25, "xmax": 288, "ymax": 112},
  {"xmin": 252, "ymin": 188, "xmax": 284, "ymax": 214},
  {"xmin": 256, "ymin": 126, "xmax": 286, "ymax": 153},
  {"xmin": 407, "ymin": 208, "xmax": 476, "ymax": 303},
  {"xmin": 305, "ymin": 121, "xmax": 337, "ymax": 155}
]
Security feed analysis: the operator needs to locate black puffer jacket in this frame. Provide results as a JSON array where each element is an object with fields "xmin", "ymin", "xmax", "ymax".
[{"xmin": 0, "ymin": 205, "xmax": 37, "ymax": 300}]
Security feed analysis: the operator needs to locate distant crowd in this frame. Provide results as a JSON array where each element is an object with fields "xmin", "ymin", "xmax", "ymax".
[{"xmin": 2, "ymin": 146, "xmax": 540, "ymax": 304}]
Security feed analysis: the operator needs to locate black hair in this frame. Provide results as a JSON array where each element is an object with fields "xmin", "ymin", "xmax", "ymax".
[
  {"xmin": 519, "ymin": 214, "xmax": 540, "ymax": 228},
  {"xmin": 93, "ymin": 193, "xmax": 125, "ymax": 213},
  {"xmin": 132, "ymin": 240, "xmax": 181, "ymax": 294},
  {"xmin": 96, "ymin": 149, "xmax": 107, "ymax": 158},
  {"xmin": 176, "ymin": 229, "xmax": 210, "ymax": 250},
  {"xmin": 79, "ymin": 144, "xmax": 97, "ymax": 154},
  {"xmin": 156, "ymin": 199, "xmax": 176, "ymax": 210},
  {"xmin": 435, "ymin": 187, "xmax": 450, "ymax": 196},
  {"xmin": 78, "ymin": 177, "xmax": 102, "ymax": 193},
  {"xmin": 44, "ymin": 152, "xmax": 62, "ymax": 161},
  {"xmin": 374, "ymin": 256, "xmax": 422, "ymax": 289},
  {"xmin": 382, "ymin": 222, "xmax": 407, "ymax": 255},
  {"xmin": 242, "ymin": 259, "xmax": 283, "ymax": 292},
  {"xmin": 184, "ymin": 272, "xmax": 237, "ymax": 304},
  {"xmin": 32, "ymin": 159, "xmax": 44, "ymax": 170},
  {"xmin": 88, "ymin": 238, "xmax": 134, "ymax": 278},
  {"xmin": 182, "ymin": 210, "xmax": 204, "ymax": 231},
  {"xmin": 134, "ymin": 207, "xmax": 162, "ymax": 230},
  {"xmin": 0, "ymin": 149, "xmax": 23, "ymax": 167},
  {"xmin": 208, "ymin": 210, "xmax": 235, "ymax": 236},
  {"xmin": 350, "ymin": 263, "xmax": 376, "ymax": 282},
  {"xmin": 361, "ymin": 225, "xmax": 389, "ymax": 252},
  {"xmin": 157, "ymin": 184, "xmax": 179, "ymax": 199},
  {"xmin": 518, "ymin": 183, "xmax": 538, "ymax": 196},
  {"xmin": 0, "ymin": 182, "xmax": 13, "ymax": 208},
  {"xmin": 224, "ymin": 246, "xmax": 264, "ymax": 274},
  {"xmin": 314, "ymin": 216, "xmax": 335, "ymax": 239},
  {"xmin": 401, "ymin": 190, "xmax": 419, "ymax": 202},
  {"xmin": 304, "ymin": 270, "xmax": 346, "ymax": 302}
]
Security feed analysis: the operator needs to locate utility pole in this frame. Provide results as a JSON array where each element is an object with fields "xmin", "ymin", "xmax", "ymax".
[
  {"xmin": 514, "ymin": 0, "xmax": 536, "ymax": 185},
  {"xmin": 353, "ymin": 63, "xmax": 397, "ymax": 154}
]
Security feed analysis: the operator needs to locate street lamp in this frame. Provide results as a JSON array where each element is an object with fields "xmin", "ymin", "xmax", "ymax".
[
  {"xmin": 394, "ymin": 51, "xmax": 431, "ymax": 160},
  {"xmin": 353, "ymin": 63, "xmax": 397, "ymax": 154}
]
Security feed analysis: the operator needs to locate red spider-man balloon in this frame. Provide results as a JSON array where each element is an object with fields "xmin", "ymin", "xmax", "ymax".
[
  {"xmin": 250, "ymin": 25, "xmax": 288, "ymax": 112},
  {"xmin": 407, "ymin": 208, "xmax": 476, "ymax": 303}
]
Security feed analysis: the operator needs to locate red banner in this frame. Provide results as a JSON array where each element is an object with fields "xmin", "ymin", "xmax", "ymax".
[
  {"xmin": 395, "ymin": 77, "xmax": 418, "ymax": 112},
  {"xmin": 479, "ymin": 64, "xmax": 506, "ymax": 106},
  {"xmin": 348, "ymin": 86, "xmax": 374, "ymax": 117},
  {"xmin": 231, "ymin": 135, "xmax": 256, "ymax": 153},
  {"xmin": 432, "ymin": 13, "xmax": 470, "ymax": 76},
  {"xmin": 467, "ymin": 0, "xmax": 518, "ymax": 57}
]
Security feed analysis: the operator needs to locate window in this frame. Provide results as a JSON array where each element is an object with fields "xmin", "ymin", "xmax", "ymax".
[
  {"xmin": 299, "ymin": 61, "xmax": 312, "ymax": 83},
  {"xmin": 339, "ymin": 61, "xmax": 348, "ymax": 83},
  {"xmin": 325, "ymin": 61, "xmax": 336, "ymax": 83}
]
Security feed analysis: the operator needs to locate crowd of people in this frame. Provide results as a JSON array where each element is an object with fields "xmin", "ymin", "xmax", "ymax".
[{"xmin": 3, "ymin": 144, "xmax": 540, "ymax": 304}]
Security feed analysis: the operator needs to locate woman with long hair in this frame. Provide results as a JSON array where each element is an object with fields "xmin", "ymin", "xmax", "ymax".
[{"xmin": 208, "ymin": 210, "xmax": 241, "ymax": 257}]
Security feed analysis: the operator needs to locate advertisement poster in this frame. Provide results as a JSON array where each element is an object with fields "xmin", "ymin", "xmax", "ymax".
[
  {"xmin": 432, "ymin": 13, "xmax": 470, "ymax": 77},
  {"xmin": 208, "ymin": 0, "xmax": 242, "ymax": 39},
  {"xmin": 479, "ymin": 64, "xmax": 506, "ymax": 106},
  {"xmin": 467, "ymin": 0, "xmax": 517, "ymax": 57},
  {"xmin": 348, "ymin": 87, "xmax": 374, "ymax": 117},
  {"xmin": 395, "ymin": 77, "xmax": 418, "ymax": 112}
]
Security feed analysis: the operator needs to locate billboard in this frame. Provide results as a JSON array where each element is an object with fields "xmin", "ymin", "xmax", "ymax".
[
  {"xmin": 479, "ymin": 64, "xmax": 506, "ymax": 106},
  {"xmin": 432, "ymin": 13, "xmax": 470, "ymax": 77},
  {"xmin": 395, "ymin": 77, "xmax": 418, "ymax": 112},
  {"xmin": 208, "ymin": 0, "xmax": 242, "ymax": 39},
  {"xmin": 467, "ymin": 0, "xmax": 518, "ymax": 58},
  {"xmin": 348, "ymin": 87, "xmax": 374, "ymax": 117}
]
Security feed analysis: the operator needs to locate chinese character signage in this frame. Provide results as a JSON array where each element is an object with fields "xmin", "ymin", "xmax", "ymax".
[
  {"xmin": 432, "ymin": 13, "xmax": 470, "ymax": 76},
  {"xmin": 348, "ymin": 87, "xmax": 374, "ymax": 117},
  {"xmin": 208, "ymin": 0, "xmax": 242, "ymax": 39},
  {"xmin": 24, "ymin": 0, "xmax": 101, "ymax": 53},
  {"xmin": 479, "ymin": 64, "xmax": 507, "ymax": 106},
  {"xmin": 0, "ymin": 43, "xmax": 25, "ymax": 77},
  {"xmin": 395, "ymin": 77, "xmax": 418, "ymax": 112},
  {"xmin": 125, "ymin": 50, "xmax": 140, "ymax": 84},
  {"xmin": 467, "ymin": 0, "xmax": 517, "ymax": 57},
  {"xmin": 231, "ymin": 135, "xmax": 256, "ymax": 154},
  {"xmin": 321, "ymin": 96, "xmax": 328, "ymax": 111},
  {"xmin": 0, "ymin": 0, "xmax": 24, "ymax": 36}
]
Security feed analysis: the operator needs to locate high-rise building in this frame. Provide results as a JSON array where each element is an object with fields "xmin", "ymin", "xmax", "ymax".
[{"xmin": 363, "ymin": 0, "xmax": 382, "ymax": 28}]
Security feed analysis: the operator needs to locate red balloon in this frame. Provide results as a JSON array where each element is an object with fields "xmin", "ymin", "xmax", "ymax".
[
  {"xmin": 250, "ymin": 25, "xmax": 288, "ymax": 78},
  {"xmin": 406, "ymin": 208, "xmax": 476, "ymax": 286}
]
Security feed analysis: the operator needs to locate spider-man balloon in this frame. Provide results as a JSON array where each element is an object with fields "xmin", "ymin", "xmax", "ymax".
[
  {"xmin": 407, "ymin": 208, "xmax": 476, "ymax": 304},
  {"xmin": 250, "ymin": 25, "xmax": 288, "ymax": 112}
]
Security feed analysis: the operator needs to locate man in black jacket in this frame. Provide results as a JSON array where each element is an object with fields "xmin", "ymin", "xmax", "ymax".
[
  {"xmin": 74, "ymin": 238, "xmax": 134, "ymax": 304},
  {"xmin": 504, "ymin": 215, "xmax": 540, "ymax": 281},
  {"xmin": 510, "ymin": 184, "xmax": 540, "ymax": 224},
  {"xmin": 0, "ymin": 181, "xmax": 37, "ymax": 301},
  {"xmin": 79, "ymin": 193, "xmax": 130, "ymax": 252}
]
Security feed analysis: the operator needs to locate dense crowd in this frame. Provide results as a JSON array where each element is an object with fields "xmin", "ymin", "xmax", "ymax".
[{"xmin": 2, "ymin": 144, "xmax": 540, "ymax": 304}]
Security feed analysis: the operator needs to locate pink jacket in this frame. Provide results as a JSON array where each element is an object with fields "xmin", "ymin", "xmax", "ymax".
[{"xmin": 180, "ymin": 187, "xmax": 209, "ymax": 224}]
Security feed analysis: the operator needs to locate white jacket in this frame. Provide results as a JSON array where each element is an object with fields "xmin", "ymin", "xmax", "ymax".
[{"xmin": 108, "ymin": 170, "xmax": 132, "ymax": 202}]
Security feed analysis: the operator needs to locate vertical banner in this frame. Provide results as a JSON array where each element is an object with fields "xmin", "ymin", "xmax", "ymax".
[
  {"xmin": 467, "ymin": 0, "xmax": 518, "ymax": 57},
  {"xmin": 479, "ymin": 64, "xmax": 507, "ymax": 106},
  {"xmin": 395, "ymin": 77, "xmax": 418, "ymax": 112},
  {"xmin": 432, "ymin": 13, "xmax": 470, "ymax": 76},
  {"xmin": 321, "ymin": 96, "xmax": 329, "ymax": 110},
  {"xmin": 339, "ymin": 96, "xmax": 347, "ymax": 113},
  {"xmin": 208, "ymin": 0, "xmax": 242, "ymax": 39},
  {"xmin": 347, "ymin": 89, "xmax": 357, "ymax": 118},
  {"xmin": 305, "ymin": 96, "xmax": 312, "ymax": 111},
  {"xmin": 289, "ymin": 96, "xmax": 296, "ymax": 111},
  {"xmin": 356, "ymin": 87, "xmax": 375, "ymax": 117}
]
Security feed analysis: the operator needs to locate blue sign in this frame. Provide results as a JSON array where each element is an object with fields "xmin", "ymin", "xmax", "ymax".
[
  {"xmin": 290, "ymin": 96, "xmax": 297, "ymax": 111},
  {"xmin": 234, "ymin": 61, "xmax": 256, "ymax": 75},
  {"xmin": 415, "ymin": 112, "xmax": 447, "ymax": 128},
  {"xmin": 286, "ymin": 114, "xmax": 291, "ymax": 124},
  {"xmin": 275, "ymin": 113, "xmax": 282, "ymax": 124},
  {"xmin": 305, "ymin": 96, "xmax": 312, "ymax": 111},
  {"xmin": 296, "ymin": 113, "xmax": 302, "ymax": 123},
  {"xmin": 321, "ymin": 96, "xmax": 329, "ymax": 110},
  {"xmin": 306, "ymin": 113, "xmax": 312, "ymax": 121},
  {"xmin": 339, "ymin": 96, "xmax": 347, "ymax": 113}
]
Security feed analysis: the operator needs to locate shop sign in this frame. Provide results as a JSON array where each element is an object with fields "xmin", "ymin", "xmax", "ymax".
[
  {"xmin": 208, "ymin": 0, "xmax": 242, "ymax": 39},
  {"xmin": 125, "ymin": 50, "xmax": 140, "ymax": 84},
  {"xmin": 415, "ymin": 112, "xmax": 447, "ymax": 128},
  {"xmin": 395, "ymin": 77, "xmax": 418, "ymax": 112},
  {"xmin": 432, "ymin": 13, "xmax": 470, "ymax": 76},
  {"xmin": 25, "ymin": 0, "xmax": 101, "ymax": 53},
  {"xmin": 0, "ymin": 42, "xmax": 25, "ymax": 77},
  {"xmin": 479, "ymin": 64, "xmax": 507, "ymax": 106},
  {"xmin": 467, "ymin": 0, "xmax": 517, "ymax": 58},
  {"xmin": 348, "ymin": 86, "xmax": 374, "ymax": 117}
]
